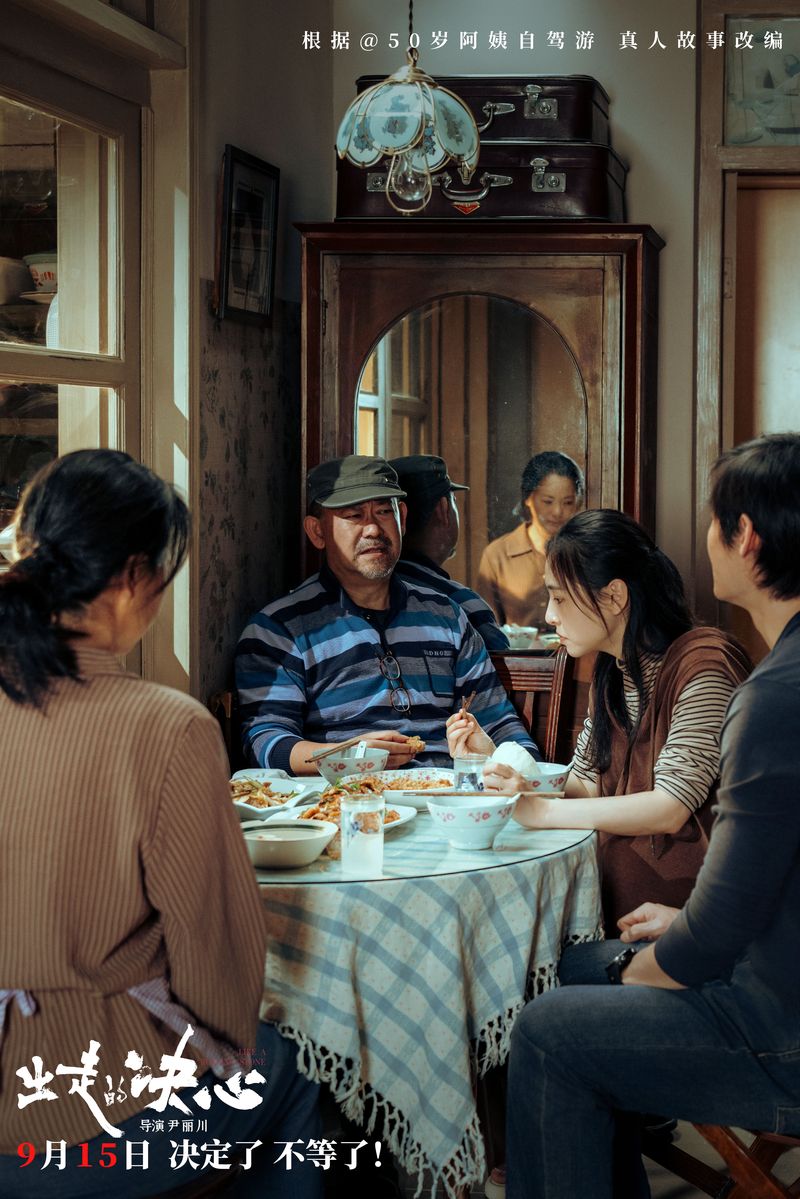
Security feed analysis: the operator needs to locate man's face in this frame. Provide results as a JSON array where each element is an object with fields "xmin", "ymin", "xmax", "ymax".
[{"xmin": 308, "ymin": 498, "xmax": 405, "ymax": 586}]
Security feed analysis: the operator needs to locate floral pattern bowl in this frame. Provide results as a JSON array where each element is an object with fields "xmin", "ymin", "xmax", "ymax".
[
  {"xmin": 317, "ymin": 748, "xmax": 390, "ymax": 785},
  {"xmin": 426, "ymin": 792, "xmax": 519, "ymax": 851}
]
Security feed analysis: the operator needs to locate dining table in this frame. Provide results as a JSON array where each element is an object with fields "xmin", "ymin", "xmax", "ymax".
[{"xmin": 257, "ymin": 810, "xmax": 602, "ymax": 1198}]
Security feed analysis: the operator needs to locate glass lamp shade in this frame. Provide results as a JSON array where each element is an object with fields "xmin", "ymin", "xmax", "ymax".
[{"xmin": 336, "ymin": 55, "xmax": 479, "ymax": 214}]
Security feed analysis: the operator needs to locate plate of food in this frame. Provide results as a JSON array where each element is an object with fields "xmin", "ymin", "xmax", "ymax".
[
  {"xmin": 338, "ymin": 767, "xmax": 455, "ymax": 810},
  {"xmin": 288, "ymin": 786, "xmax": 416, "ymax": 858},
  {"xmin": 229, "ymin": 771, "xmax": 320, "ymax": 821}
]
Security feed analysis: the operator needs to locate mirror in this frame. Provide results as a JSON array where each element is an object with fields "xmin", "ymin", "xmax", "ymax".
[{"xmin": 354, "ymin": 294, "xmax": 587, "ymax": 603}]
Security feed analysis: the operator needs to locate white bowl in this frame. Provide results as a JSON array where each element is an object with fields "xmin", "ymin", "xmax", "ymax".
[
  {"xmin": 527, "ymin": 762, "xmax": 570, "ymax": 795},
  {"xmin": 426, "ymin": 792, "xmax": 519, "ymax": 850},
  {"xmin": 317, "ymin": 748, "xmax": 389, "ymax": 785},
  {"xmin": 242, "ymin": 819, "xmax": 337, "ymax": 868},
  {"xmin": 502, "ymin": 624, "xmax": 540, "ymax": 649}
]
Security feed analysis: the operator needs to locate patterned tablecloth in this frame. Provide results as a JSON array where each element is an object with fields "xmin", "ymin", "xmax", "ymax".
[{"xmin": 258, "ymin": 815, "xmax": 601, "ymax": 1197}]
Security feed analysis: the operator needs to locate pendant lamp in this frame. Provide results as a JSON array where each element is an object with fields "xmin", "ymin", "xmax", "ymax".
[{"xmin": 335, "ymin": 1, "xmax": 480, "ymax": 214}]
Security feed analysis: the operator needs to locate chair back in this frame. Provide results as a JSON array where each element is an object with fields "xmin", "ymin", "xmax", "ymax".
[
  {"xmin": 489, "ymin": 646, "xmax": 571, "ymax": 763},
  {"xmin": 207, "ymin": 689, "xmax": 244, "ymax": 773}
]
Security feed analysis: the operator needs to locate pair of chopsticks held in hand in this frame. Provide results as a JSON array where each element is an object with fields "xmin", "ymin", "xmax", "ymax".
[{"xmin": 305, "ymin": 694, "xmax": 477, "ymax": 766}]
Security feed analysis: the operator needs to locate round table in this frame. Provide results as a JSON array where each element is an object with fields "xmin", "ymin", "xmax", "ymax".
[{"xmin": 258, "ymin": 813, "xmax": 601, "ymax": 1198}]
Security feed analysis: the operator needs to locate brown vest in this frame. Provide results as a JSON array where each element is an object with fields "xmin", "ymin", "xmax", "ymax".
[{"xmin": 597, "ymin": 627, "xmax": 751, "ymax": 932}]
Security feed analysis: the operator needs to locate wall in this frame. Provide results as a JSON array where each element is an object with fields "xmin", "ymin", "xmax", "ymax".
[
  {"xmin": 330, "ymin": 0, "xmax": 697, "ymax": 581},
  {"xmin": 194, "ymin": 0, "xmax": 332, "ymax": 697}
]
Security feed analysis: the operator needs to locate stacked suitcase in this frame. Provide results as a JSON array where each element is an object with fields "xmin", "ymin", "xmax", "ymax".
[{"xmin": 335, "ymin": 75, "xmax": 627, "ymax": 220}]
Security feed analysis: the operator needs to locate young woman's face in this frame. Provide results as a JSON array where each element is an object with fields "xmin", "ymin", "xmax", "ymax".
[
  {"xmin": 543, "ymin": 569, "xmax": 625, "ymax": 658},
  {"xmin": 524, "ymin": 473, "xmax": 579, "ymax": 538}
]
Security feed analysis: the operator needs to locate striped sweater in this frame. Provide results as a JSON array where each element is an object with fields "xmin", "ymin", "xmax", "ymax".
[
  {"xmin": 236, "ymin": 565, "xmax": 538, "ymax": 769},
  {"xmin": 396, "ymin": 552, "xmax": 510, "ymax": 651}
]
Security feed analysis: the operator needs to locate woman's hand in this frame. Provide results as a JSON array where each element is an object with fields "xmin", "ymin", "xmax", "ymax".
[
  {"xmin": 483, "ymin": 762, "xmax": 528, "ymax": 795},
  {"xmin": 445, "ymin": 711, "xmax": 495, "ymax": 758},
  {"xmin": 618, "ymin": 902, "xmax": 680, "ymax": 943}
]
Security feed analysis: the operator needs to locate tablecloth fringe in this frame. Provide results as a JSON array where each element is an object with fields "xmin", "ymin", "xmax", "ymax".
[{"xmin": 277, "ymin": 1022, "xmax": 486, "ymax": 1199}]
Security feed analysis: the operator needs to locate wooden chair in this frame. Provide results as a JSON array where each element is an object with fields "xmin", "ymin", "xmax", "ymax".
[
  {"xmin": 208, "ymin": 689, "xmax": 244, "ymax": 772},
  {"xmin": 489, "ymin": 646, "xmax": 572, "ymax": 762},
  {"xmin": 643, "ymin": 1124, "xmax": 800, "ymax": 1198}
]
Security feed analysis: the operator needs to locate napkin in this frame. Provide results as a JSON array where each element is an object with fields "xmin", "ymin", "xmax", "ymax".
[{"xmin": 487, "ymin": 741, "xmax": 545, "ymax": 782}]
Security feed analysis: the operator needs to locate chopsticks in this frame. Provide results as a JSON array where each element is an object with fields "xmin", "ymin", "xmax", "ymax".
[
  {"xmin": 305, "ymin": 735, "xmax": 364, "ymax": 764},
  {"xmin": 459, "ymin": 690, "xmax": 477, "ymax": 717}
]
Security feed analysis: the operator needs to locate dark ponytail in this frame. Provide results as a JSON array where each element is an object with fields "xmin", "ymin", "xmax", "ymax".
[
  {"xmin": 0, "ymin": 449, "xmax": 189, "ymax": 707},
  {"xmin": 546, "ymin": 509, "xmax": 694, "ymax": 773}
]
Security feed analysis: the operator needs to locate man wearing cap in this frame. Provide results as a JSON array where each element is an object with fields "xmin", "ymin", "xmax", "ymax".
[
  {"xmin": 236, "ymin": 455, "xmax": 539, "ymax": 773},
  {"xmin": 391, "ymin": 454, "xmax": 509, "ymax": 652}
]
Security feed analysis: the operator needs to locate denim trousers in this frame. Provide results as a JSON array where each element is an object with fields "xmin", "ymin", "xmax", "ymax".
[
  {"xmin": 506, "ymin": 941, "xmax": 800, "ymax": 1199},
  {"xmin": 0, "ymin": 1022, "xmax": 323, "ymax": 1199}
]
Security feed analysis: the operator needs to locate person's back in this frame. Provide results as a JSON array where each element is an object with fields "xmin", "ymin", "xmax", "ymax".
[{"xmin": 0, "ymin": 649, "xmax": 264, "ymax": 1150}]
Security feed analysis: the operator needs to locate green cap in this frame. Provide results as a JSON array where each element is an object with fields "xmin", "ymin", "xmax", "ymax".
[
  {"xmin": 307, "ymin": 455, "xmax": 407, "ymax": 510},
  {"xmin": 389, "ymin": 455, "xmax": 469, "ymax": 507}
]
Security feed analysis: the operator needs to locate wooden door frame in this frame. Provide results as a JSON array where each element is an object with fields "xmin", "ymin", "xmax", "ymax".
[
  {"xmin": 300, "ymin": 220, "xmax": 662, "ymax": 579},
  {"xmin": 694, "ymin": 0, "xmax": 800, "ymax": 620}
]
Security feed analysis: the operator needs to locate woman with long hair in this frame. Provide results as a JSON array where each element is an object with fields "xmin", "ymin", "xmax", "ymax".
[
  {"xmin": 450, "ymin": 509, "xmax": 750, "ymax": 932},
  {"xmin": 477, "ymin": 450, "xmax": 585, "ymax": 628},
  {"xmin": 0, "ymin": 450, "xmax": 320, "ymax": 1198}
]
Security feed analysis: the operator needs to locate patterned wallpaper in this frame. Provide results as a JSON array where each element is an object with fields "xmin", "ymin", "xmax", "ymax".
[{"xmin": 198, "ymin": 281, "xmax": 301, "ymax": 699}]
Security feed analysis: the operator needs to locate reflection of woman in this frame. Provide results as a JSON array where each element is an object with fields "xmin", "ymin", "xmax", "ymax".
[
  {"xmin": 477, "ymin": 451, "xmax": 584, "ymax": 628},
  {"xmin": 450, "ymin": 510, "xmax": 751, "ymax": 932},
  {"xmin": 0, "ymin": 450, "xmax": 320, "ymax": 1198}
]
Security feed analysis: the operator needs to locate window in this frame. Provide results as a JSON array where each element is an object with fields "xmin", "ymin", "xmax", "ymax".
[{"xmin": 0, "ymin": 49, "xmax": 140, "ymax": 562}]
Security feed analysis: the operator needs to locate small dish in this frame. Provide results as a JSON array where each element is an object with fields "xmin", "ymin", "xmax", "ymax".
[
  {"xmin": 230, "ymin": 771, "xmax": 321, "ymax": 821},
  {"xmin": 241, "ymin": 818, "xmax": 337, "ymax": 868},
  {"xmin": 19, "ymin": 291, "xmax": 55, "ymax": 305}
]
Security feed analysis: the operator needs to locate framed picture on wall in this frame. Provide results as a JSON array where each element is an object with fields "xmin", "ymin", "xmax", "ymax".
[{"xmin": 214, "ymin": 144, "xmax": 279, "ymax": 322}]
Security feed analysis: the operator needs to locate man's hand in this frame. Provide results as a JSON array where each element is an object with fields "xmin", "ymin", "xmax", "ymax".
[
  {"xmin": 618, "ymin": 902, "xmax": 680, "ymax": 943},
  {"xmin": 353, "ymin": 730, "xmax": 419, "ymax": 769},
  {"xmin": 621, "ymin": 943, "xmax": 685, "ymax": 989},
  {"xmin": 445, "ymin": 711, "xmax": 495, "ymax": 758}
]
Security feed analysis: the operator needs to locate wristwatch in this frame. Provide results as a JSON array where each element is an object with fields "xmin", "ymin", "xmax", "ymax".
[{"xmin": 605, "ymin": 944, "xmax": 640, "ymax": 985}]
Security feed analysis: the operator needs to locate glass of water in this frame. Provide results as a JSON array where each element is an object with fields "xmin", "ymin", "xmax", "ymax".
[
  {"xmin": 340, "ymin": 792, "xmax": 385, "ymax": 878},
  {"xmin": 453, "ymin": 753, "xmax": 488, "ymax": 791}
]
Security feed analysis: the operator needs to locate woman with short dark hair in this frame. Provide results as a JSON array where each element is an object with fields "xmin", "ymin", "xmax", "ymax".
[
  {"xmin": 477, "ymin": 450, "xmax": 585, "ymax": 629},
  {"xmin": 452, "ymin": 508, "xmax": 750, "ymax": 932},
  {"xmin": 0, "ymin": 450, "xmax": 320, "ymax": 1198}
]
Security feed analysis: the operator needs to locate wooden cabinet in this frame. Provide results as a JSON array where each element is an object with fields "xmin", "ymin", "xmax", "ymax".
[{"xmin": 300, "ymin": 221, "xmax": 663, "ymax": 549}]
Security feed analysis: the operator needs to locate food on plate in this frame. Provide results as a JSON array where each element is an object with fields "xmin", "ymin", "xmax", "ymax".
[
  {"xmin": 230, "ymin": 777, "xmax": 298, "ymax": 809},
  {"xmin": 320, "ymin": 773, "xmax": 450, "ymax": 796},
  {"xmin": 405, "ymin": 734, "xmax": 426, "ymax": 754},
  {"xmin": 299, "ymin": 786, "xmax": 401, "ymax": 859}
]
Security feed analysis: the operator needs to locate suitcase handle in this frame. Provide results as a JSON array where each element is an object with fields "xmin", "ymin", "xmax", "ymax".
[
  {"xmin": 476, "ymin": 101, "xmax": 516, "ymax": 133},
  {"xmin": 434, "ymin": 172, "xmax": 513, "ymax": 202}
]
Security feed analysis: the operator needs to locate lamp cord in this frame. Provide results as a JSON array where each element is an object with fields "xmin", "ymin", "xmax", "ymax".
[{"xmin": 408, "ymin": 0, "xmax": 414, "ymax": 48}]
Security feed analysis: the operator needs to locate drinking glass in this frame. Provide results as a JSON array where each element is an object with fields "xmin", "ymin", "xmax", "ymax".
[
  {"xmin": 453, "ymin": 753, "xmax": 488, "ymax": 791},
  {"xmin": 340, "ymin": 792, "xmax": 385, "ymax": 878}
]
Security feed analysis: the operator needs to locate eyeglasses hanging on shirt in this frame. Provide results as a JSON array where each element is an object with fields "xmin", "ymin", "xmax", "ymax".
[{"xmin": 377, "ymin": 651, "xmax": 412, "ymax": 713}]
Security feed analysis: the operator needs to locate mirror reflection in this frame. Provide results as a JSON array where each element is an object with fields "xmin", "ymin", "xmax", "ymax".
[{"xmin": 355, "ymin": 294, "xmax": 588, "ymax": 632}]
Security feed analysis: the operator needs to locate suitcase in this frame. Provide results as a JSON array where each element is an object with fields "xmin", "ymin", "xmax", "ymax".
[
  {"xmin": 335, "ymin": 141, "xmax": 627, "ymax": 221},
  {"xmin": 353, "ymin": 74, "xmax": 611, "ymax": 144}
]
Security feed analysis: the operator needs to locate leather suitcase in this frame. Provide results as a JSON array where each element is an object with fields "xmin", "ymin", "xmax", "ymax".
[
  {"xmin": 335, "ymin": 141, "xmax": 627, "ymax": 220},
  {"xmin": 353, "ymin": 73, "xmax": 611, "ymax": 144}
]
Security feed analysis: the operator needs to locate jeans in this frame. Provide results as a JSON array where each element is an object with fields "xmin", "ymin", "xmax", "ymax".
[
  {"xmin": 506, "ymin": 941, "xmax": 800, "ymax": 1199},
  {"xmin": 0, "ymin": 1022, "xmax": 322, "ymax": 1199}
]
